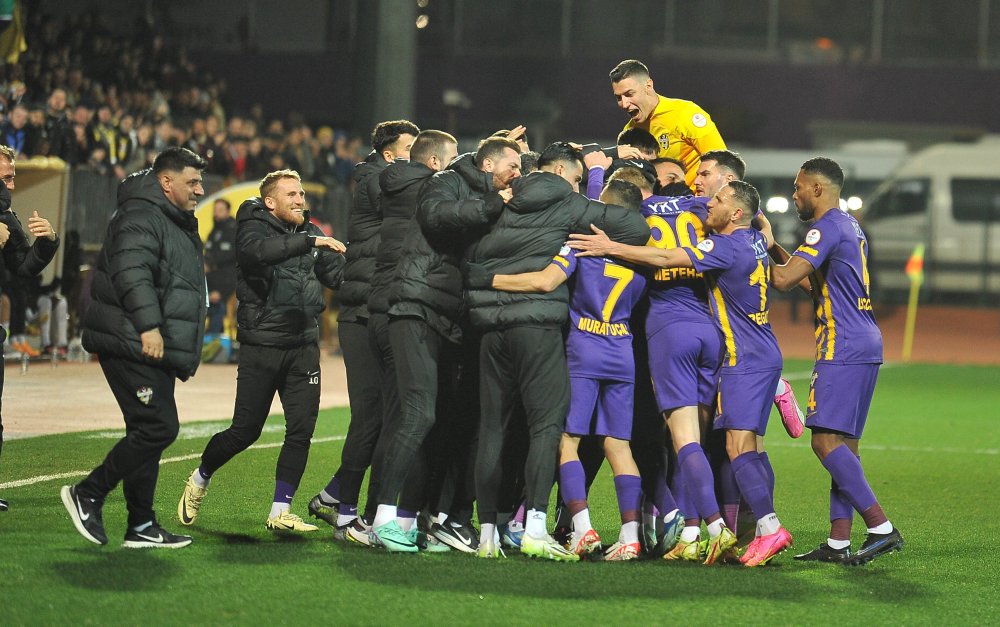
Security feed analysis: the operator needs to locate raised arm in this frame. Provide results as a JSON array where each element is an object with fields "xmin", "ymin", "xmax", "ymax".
[{"xmin": 569, "ymin": 225, "xmax": 692, "ymax": 269}]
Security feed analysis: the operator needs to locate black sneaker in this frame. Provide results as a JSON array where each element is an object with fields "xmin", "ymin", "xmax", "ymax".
[
  {"xmin": 61, "ymin": 485, "xmax": 107, "ymax": 545},
  {"xmin": 307, "ymin": 494, "xmax": 340, "ymax": 527},
  {"xmin": 123, "ymin": 522, "xmax": 193, "ymax": 549},
  {"xmin": 431, "ymin": 519, "xmax": 479, "ymax": 553},
  {"xmin": 0, "ymin": 496, "xmax": 8, "ymax": 511},
  {"xmin": 794, "ymin": 542, "xmax": 851, "ymax": 563},
  {"xmin": 844, "ymin": 528, "xmax": 904, "ymax": 566},
  {"xmin": 551, "ymin": 525, "xmax": 572, "ymax": 548}
]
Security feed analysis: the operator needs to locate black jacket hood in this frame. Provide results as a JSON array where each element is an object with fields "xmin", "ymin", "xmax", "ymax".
[
  {"xmin": 507, "ymin": 171, "xmax": 574, "ymax": 215},
  {"xmin": 380, "ymin": 159, "xmax": 436, "ymax": 196}
]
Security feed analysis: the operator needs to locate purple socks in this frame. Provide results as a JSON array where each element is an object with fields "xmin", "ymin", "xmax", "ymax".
[
  {"xmin": 677, "ymin": 443, "xmax": 720, "ymax": 521},
  {"xmin": 730, "ymin": 451, "xmax": 774, "ymax": 520},
  {"xmin": 821, "ymin": 445, "xmax": 878, "ymax": 514},
  {"xmin": 559, "ymin": 461, "xmax": 588, "ymax": 514},
  {"xmin": 614, "ymin": 474, "xmax": 642, "ymax": 523},
  {"xmin": 273, "ymin": 479, "xmax": 296, "ymax": 504}
]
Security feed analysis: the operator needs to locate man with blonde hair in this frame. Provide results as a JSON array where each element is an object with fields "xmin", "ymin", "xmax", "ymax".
[{"xmin": 178, "ymin": 169, "xmax": 346, "ymax": 533}]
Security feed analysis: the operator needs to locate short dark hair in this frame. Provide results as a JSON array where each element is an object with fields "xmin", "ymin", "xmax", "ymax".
[
  {"xmin": 475, "ymin": 136, "xmax": 522, "ymax": 168},
  {"xmin": 153, "ymin": 146, "xmax": 206, "ymax": 174},
  {"xmin": 607, "ymin": 165, "xmax": 653, "ymax": 193},
  {"xmin": 800, "ymin": 157, "xmax": 845, "ymax": 189},
  {"xmin": 609, "ymin": 59, "xmax": 650, "ymax": 83},
  {"xmin": 601, "ymin": 179, "xmax": 643, "ymax": 212},
  {"xmin": 727, "ymin": 180, "xmax": 760, "ymax": 221},
  {"xmin": 214, "ymin": 197, "xmax": 231, "ymax": 210},
  {"xmin": 520, "ymin": 150, "xmax": 540, "ymax": 174},
  {"xmin": 409, "ymin": 129, "xmax": 457, "ymax": 165},
  {"xmin": 371, "ymin": 120, "xmax": 420, "ymax": 152},
  {"xmin": 701, "ymin": 150, "xmax": 746, "ymax": 180},
  {"xmin": 537, "ymin": 141, "xmax": 585, "ymax": 173},
  {"xmin": 616, "ymin": 128, "xmax": 659, "ymax": 156},
  {"xmin": 651, "ymin": 156, "xmax": 686, "ymax": 174}
]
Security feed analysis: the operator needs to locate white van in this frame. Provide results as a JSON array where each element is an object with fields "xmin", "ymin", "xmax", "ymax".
[{"xmin": 860, "ymin": 137, "xmax": 1000, "ymax": 298}]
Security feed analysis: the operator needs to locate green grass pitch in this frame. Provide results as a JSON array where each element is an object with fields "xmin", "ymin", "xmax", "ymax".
[{"xmin": 2, "ymin": 360, "xmax": 998, "ymax": 625}]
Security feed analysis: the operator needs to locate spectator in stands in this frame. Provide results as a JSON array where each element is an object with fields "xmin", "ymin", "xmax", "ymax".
[
  {"xmin": 44, "ymin": 88, "xmax": 73, "ymax": 161},
  {"xmin": 204, "ymin": 198, "xmax": 237, "ymax": 334},
  {"xmin": 1, "ymin": 104, "xmax": 30, "ymax": 158}
]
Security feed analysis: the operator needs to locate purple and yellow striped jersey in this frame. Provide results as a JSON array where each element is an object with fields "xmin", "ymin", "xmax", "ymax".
[
  {"xmin": 552, "ymin": 246, "xmax": 648, "ymax": 381},
  {"xmin": 641, "ymin": 194, "xmax": 713, "ymax": 335},
  {"xmin": 792, "ymin": 208, "xmax": 883, "ymax": 364},
  {"xmin": 685, "ymin": 228, "xmax": 782, "ymax": 373}
]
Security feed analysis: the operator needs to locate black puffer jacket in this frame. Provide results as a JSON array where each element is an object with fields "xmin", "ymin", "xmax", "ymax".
[
  {"xmin": 234, "ymin": 198, "xmax": 345, "ymax": 347},
  {"xmin": 338, "ymin": 151, "xmax": 386, "ymax": 322},
  {"xmin": 0, "ymin": 186, "xmax": 60, "ymax": 345},
  {"xmin": 465, "ymin": 170, "xmax": 650, "ymax": 330},
  {"xmin": 82, "ymin": 169, "xmax": 206, "ymax": 379},
  {"xmin": 388, "ymin": 153, "xmax": 504, "ymax": 342},
  {"xmin": 368, "ymin": 159, "xmax": 435, "ymax": 315}
]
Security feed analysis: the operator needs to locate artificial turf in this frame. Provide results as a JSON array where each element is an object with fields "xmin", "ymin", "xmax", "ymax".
[{"xmin": 1, "ymin": 360, "xmax": 998, "ymax": 625}]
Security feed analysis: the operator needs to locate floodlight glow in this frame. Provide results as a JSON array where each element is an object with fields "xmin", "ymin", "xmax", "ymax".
[
  {"xmin": 766, "ymin": 196, "xmax": 789, "ymax": 213},
  {"xmin": 846, "ymin": 196, "xmax": 863, "ymax": 211}
]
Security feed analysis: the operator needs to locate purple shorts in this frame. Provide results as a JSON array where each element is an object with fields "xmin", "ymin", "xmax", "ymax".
[
  {"xmin": 564, "ymin": 376, "xmax": 634, "ymax": 440},
  {"xmin": 805, "ymin": 362, "xmax": 879, "ymax": 439},
  {"xmin": 647, "ymin": 321, "xmax": 721, "ymax": 413},
  {"xmin": 713, "ymin": 368, "xmax": 782, "ymax": 435}
]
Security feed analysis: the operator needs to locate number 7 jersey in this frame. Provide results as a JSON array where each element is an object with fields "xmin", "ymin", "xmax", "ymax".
[{"xmin": 552, "ymin": 246, "xmax": 648, "ymax": 381}]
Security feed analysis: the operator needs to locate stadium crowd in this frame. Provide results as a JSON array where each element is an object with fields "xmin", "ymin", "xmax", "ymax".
[{"xmin": 0, "ymin": 9, "xmax": 365, "ymax": 187}]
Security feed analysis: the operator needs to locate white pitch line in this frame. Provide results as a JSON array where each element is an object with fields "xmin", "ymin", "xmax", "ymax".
[
  {"xmin": 765, "ymin": 440, "xmax": 997, "ymax": 456},
  {"xmin": 0, "ymin": 435, "xmax": 345, "ymax": 490}
]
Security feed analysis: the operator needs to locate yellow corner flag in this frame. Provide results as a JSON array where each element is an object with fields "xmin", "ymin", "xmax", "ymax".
[
  {"xmin": 0, "ymin": 1, "xmax": 27, "ymax": 64},
  {"xmin": 901, "ymin": 244, "xmax": 925, "ymax": 361}
]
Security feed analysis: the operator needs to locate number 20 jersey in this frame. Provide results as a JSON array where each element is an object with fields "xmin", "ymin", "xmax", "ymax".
[{"xmin": 641, "ymin": 194, "xmax": 713, "ymax": 336}]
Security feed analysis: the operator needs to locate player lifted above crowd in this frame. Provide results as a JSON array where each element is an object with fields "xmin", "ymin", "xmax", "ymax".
[{"xmin": 610, "ymin": 59, "xmax": 726, "ymax": 188}]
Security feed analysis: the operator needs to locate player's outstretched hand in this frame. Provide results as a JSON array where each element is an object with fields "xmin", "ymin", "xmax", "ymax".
[
  {"xmin": 314, "ymin": 236, "xmax": 347, "ymax": 253},
  {"xmin": 583, "ymin": 150, "xmax": 612, "ymax": 171},
  {"xmin": 568, "ymin": 224, "xmax": 613, "ymax": 257},
  {"xmin": 616, "ymin": 145, "xmax": 643, "ymax": 160}
]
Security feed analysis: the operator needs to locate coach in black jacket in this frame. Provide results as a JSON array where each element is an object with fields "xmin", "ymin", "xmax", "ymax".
[
  {"xmin": 315, "ymin": 130, "xmax": 458, "ymax": 535},
  {"xmin": 464, "ymin": 142, "xmax": 649, "ymax": 557},
  {"xmin": 315, "ymin": 121, "xmax": 417, "ymax": 532},
  {"xmin": 64, "ymin": 147, "xmax": 206, "ymax": 548},
  {"xmin": 367, "ymin": 137, "xmax": 521, "ymax": 552},
  {"xmin": 0, "ymin": 146, "xmax": 60, "ymax": 513},
  {"xmin": 180, "ymin": 169, "xmax": 346, "ymax": 533}
]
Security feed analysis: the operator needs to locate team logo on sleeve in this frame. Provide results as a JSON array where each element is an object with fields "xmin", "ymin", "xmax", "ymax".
[
  {"xmin": 697, "ymin": 239, "xmax": 715, "ymax": 252},
  {"xmin": 658, "ymin": 133, "xmax": 670, "ymax": 150},
  {"xmin": 691, "ymin": 113, "xmax": 707, "ymax": 128},
  {"xmin": 559, "ymin": 243, "xmax": 571, "ymax": 256},
  {"xmin": 805, "ymin": 229, "xmax": 822, "ymax": 245}
]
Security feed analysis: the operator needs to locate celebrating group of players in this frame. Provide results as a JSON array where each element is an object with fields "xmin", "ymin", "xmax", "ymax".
[{"xmin": 176, "ymin": 59, "xmax": 903, "ymax": 566}]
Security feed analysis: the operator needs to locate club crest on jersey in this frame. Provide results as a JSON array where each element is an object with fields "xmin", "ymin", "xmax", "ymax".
[
  {"xmin": 691, "ymin": 113, "xmax": 707, "ymax": 128},
  {"xmin": 697, "ymin": 239, "xmax": 715, "ymax": 253},
  {"xmin": 136, "ymin": 386, "xmax": 153, "ymax": 405},
  {"xmin": 657, "ymin": 133, "xmax": 670, "ymax": 150},
  {"xmin": 805, "ymin": 229, "xmax": 822, "ymax": 245}
]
